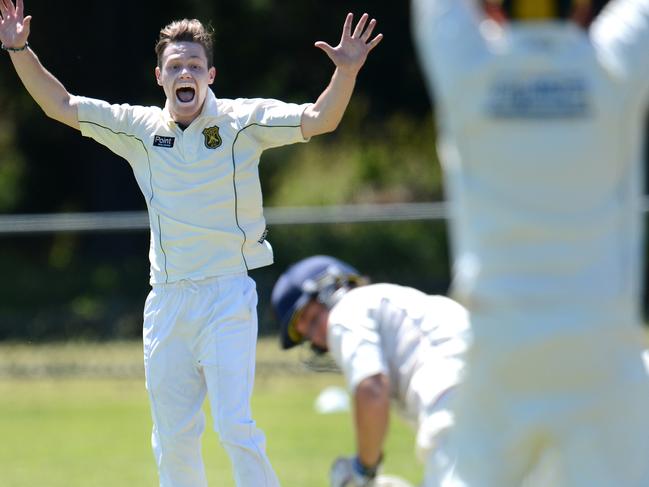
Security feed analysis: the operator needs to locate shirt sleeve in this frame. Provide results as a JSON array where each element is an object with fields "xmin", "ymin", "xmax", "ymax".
[
  {"xmin": 591, "ymin": 0, "xmax": 649, "ymax": 101},
  {"xmin": 411, "ymin": 0, "xmax": 488, "ymax": 100},
  {"xmin": 73, "ymin": 95, "xmax": 152, "ymax": 166},
  {"xmin": 233, "ymin": 98, "xmax": 311, "ymax": 150},
  {"xmin": 327, "ymin": 306, "xmax": 388, "ymax": 393}
]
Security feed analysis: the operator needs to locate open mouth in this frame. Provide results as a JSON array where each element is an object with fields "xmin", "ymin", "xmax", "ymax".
[{"xmin": 176, "ymin": 87, "xmax": 196, "ymax": 103}]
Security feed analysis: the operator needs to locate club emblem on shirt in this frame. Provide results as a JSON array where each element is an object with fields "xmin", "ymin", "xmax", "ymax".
[{"xmin": 202, "ymin": 126, "xmax": 222, "ymax": 149}]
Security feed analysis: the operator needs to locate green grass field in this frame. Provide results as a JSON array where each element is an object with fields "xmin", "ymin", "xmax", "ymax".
[{"xmin": 0, "ymin": 339, "xmax": 419, "ymax": 487}]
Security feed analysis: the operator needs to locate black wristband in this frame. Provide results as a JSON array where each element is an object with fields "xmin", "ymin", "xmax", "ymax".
[
  {"xmin": 352, "ymin": 454, "xmax": 383, "ymax": 479},
  {"xmin": 1, "ymin": 42, "xmax": 29, "ymax": 52}
]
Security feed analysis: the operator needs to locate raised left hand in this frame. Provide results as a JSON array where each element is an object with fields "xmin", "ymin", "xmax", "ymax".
[{"xmin": 315, "ymin": 13, "xmax": 383, "ymax": 76}]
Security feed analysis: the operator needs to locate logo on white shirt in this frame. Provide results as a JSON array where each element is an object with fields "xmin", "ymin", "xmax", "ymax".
[
  {"xmin": 258, "ymin": 228, "xmax": 268, "ymax": 244},
  {"xmin": 487, "ymin": 74, "xmax": 591, "ymax": 119},
  {"xmin": 153, "ymin": 135, "xmax": 175, "ymax": 148},
  {"xmin": 202, "ymin": 126, "xmax": 222, "ymax": 149}
]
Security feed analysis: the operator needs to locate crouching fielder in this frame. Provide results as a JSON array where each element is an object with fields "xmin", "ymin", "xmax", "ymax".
[{"xmin": 271, "ymin": 256, "xmax": 471, "ymax": 486}]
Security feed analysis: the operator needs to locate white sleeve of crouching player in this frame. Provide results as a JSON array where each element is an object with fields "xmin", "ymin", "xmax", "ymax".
[{"xmin": 327, "ymin": 309, "xmax": 387, "ymax": 393}]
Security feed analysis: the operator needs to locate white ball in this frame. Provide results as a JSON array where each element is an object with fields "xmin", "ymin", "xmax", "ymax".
[{"xmin": 374, "ymin": 474, "xmax": 415, "ymax": 487}]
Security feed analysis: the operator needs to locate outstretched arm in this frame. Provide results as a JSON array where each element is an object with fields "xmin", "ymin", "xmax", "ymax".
[
  {"xmin": 0, "ymin": 0, "xmax": 79, "ymax": 129},
  {"xmin": 301, "ymin": 12, "xmax": 383, "ymax": 139},
  {"xmin": 353, "ymin": 373, "xmax": 390, "ymax": 469},
  {"xmin": 329, "ymin": 373, "xmax": 390, "ymax": 487}
]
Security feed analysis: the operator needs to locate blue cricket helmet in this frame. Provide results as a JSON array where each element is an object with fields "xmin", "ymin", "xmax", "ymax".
[{"xmin": 271, "ymin": 255, "xmax": 366, "ymax": 349}]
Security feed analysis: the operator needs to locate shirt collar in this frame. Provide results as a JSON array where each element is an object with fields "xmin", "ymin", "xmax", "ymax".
[{"xmin": 162, "ymin": 88, "xmax": 218, "ymax": 129}]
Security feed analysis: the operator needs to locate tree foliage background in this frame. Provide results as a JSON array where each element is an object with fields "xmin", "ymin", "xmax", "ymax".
[{"xmin": 0, "ymin": 0, "xmax": 640, "ymax": 340}]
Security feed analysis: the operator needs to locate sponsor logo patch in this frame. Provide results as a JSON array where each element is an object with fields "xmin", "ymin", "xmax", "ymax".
[
  {"xmin": 153, "ymin": 135, "xmax": 175, "ymax": 148},
  {"xmin": 487, "ymin": 74, "xmax": 591, "ymax": 119},
  {"xmin": 202, "ymin": 126, "xmax": 222, "ymax": 149}
]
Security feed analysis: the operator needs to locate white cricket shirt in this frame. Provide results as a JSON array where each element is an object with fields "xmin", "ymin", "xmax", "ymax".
[
  {"xmin": 327, "ymin": 284, "xmax": 470, "ymax": 427},
  {"xmin": 413, "ymin": 0, "xmax": 649, "ymax": 318},
  {"xmin": 75, "ymin": 90, "xmax": 310, "ymax": 283}
]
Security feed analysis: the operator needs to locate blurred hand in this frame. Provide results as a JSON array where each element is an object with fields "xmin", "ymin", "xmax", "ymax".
[
  {"xmin": 0, "ymin": 0, "xmax": 31, "ymax": 49},
  {"xmin": 315, "ymin": 13, "xmax": 383, "ymax": 76}
]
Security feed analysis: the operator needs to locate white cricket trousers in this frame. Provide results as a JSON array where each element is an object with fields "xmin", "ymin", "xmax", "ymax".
[{"xmin": 142, "ymin": 273, "xmax": 280, "ymax": 487}]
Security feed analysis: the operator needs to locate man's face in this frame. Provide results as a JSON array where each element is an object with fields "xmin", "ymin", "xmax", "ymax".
[
  {"xmin": 155, "ymin": 41, "xmax": 216, "ymax": 126},
  {"xmin": 295, "ymin": 300, "xmax": 330, "ymax": 351}
]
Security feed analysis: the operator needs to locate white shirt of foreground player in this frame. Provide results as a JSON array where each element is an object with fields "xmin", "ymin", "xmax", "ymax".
[{"xmin": 412, "ymin": 0, "xmax": 649, "ymax": 311}]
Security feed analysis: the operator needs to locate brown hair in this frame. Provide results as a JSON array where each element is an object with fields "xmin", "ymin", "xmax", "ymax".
[{"xmin": 155, "ymin": 19, "xmax": 214, "ymax": 68}]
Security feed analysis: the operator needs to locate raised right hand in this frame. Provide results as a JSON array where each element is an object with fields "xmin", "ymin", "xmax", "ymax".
[{"xmin": 0, "ymin": 0, "xmax": 31, "ymax": 49}]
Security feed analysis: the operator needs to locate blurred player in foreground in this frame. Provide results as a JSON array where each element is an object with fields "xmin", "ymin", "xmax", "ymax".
[
  {"xmin": 412, "ymin": 0, "xmax": 649, "ymax": 485},
  {"xmin": 0, "ymin": 0, "xmax": 382, "ymax": 485},
  {"xmin": 271, "ymin": 255, "xmax": 471, "ymax": 487}
]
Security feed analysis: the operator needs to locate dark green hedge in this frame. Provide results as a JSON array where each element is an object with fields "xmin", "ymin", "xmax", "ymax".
[{"xmin": 0, "ymin": 220, "xmax": 450, "ymax": 341}]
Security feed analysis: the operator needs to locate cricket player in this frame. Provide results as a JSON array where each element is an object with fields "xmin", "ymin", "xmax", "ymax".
[
  {"xmin": 271, "ymin": 255, "xmax": 471, "ymax": 487},
  {"xmin": 0, "ymin": 1, "xmax": 382, "ymax": 486},
  {"xmin": 412, "ymin": 0, "xmax": 649, "ymax": 485}
]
